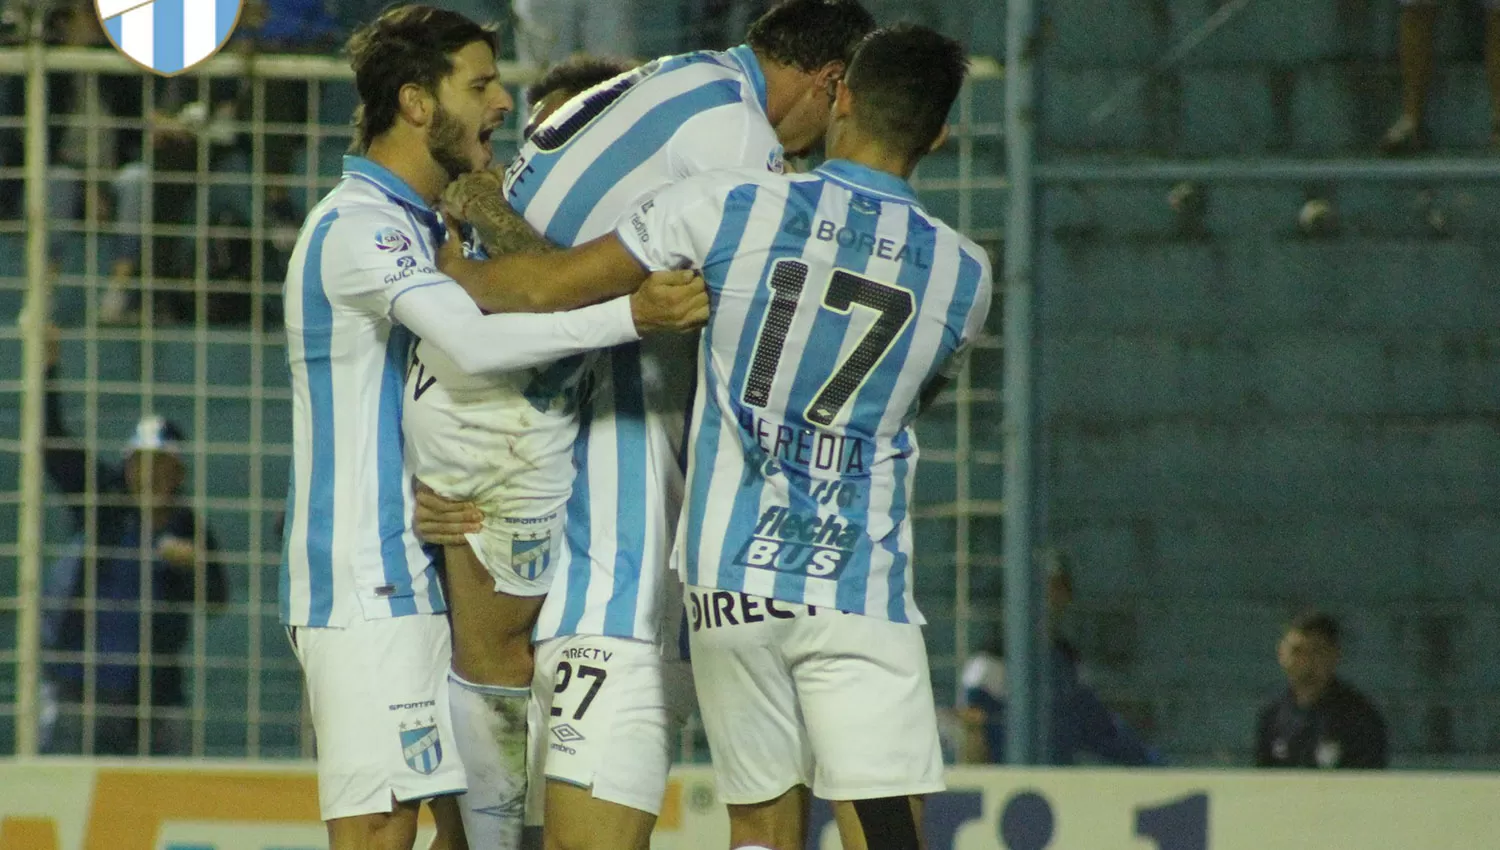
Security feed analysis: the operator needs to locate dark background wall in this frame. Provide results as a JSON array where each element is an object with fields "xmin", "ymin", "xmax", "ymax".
[{"xmin": 1035, "ymin": 0, "xmax": 1500, "ymax": 764}]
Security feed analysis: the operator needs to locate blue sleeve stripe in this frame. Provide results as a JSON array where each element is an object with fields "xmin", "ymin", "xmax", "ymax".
[
  {"xmin": 300, "ymin": 209, "xmax": 341, "ymax": 627},
  {"xmin": 377, "ymin": 326, "xmax": 419, "ymax": 615},
  {"xmin": 602, "ymin": 346, "xmax": 648, "ymax": 635},
  {"xmin": 926, "ymin": 248, "xmax": 983, "ymax": 391},
  {"xmin": 544, "ymin": 80, "xmax": 744, "ymax": 247}
]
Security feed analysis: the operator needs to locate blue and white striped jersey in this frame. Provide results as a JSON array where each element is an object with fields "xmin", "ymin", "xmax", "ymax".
[
  {"xmin": 280, "ymin": 157, "xmax": 448, "ymax": 627},
  {"xmin": 617, "ymin": 160, "xmax": 994, "ymax": 625},
  {"xmin": 507, "ymin": 46, "xmax": 784, "ymax": 645}
]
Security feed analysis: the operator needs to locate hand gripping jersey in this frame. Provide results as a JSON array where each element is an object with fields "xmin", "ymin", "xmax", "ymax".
[
  {"xmin": 616, "ymin": 160, "xmax": 994, "ymax": 624},
  {"xmin": 401, "ymin": 336, "xmax": 587, "ymax": 587},
  {"xmin": 505, "ymin": 45, "xmax": 784, "ymax": 643}
]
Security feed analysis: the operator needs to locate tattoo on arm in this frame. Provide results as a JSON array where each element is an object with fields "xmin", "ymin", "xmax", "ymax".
[{"xmin": 468, "ymin": 193, "xmax": 558, "ymax": 256}]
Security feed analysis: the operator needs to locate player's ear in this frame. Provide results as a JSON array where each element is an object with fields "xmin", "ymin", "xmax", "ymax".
[
  {"xmin": 832, "ymin": 79, "xmax": 855, "ymax": 120},
  {"xmin": 398, "ymin": 82, "xmax": 435, "ymax": 127},
  {"xmin": 927, "ymin": 124, "xmax": 950, "ymax": 154},
  {"xmin": 816, "ymin": 60, "xmax": 845, "ymax": 97}
]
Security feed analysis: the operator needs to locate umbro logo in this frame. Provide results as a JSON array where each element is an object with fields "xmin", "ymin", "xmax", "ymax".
[{"xmin": 552, "ymin": 724, "xmax": 585, "ymax": 744}]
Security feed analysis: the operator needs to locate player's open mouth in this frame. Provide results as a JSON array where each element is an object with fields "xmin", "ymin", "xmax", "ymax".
[{"xmin": 478, "ymin": 127, "xmax": 495, "ymax": 145}]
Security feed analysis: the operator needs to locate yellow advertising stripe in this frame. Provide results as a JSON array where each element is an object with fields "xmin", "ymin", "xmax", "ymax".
[
  {"xmin": 85, "ymin": 769, "xmax": 322, "ymax": 850},
  {"xmin": 0, "ymin": 817, "xmax": 59, "ymax": 850}
]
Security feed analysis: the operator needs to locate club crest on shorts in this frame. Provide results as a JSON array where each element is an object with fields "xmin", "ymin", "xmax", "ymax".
[
  {"xmin": 96, "ymin": 0, "xmax": 243, "ymax": 77},
  {"xmin": 400, "ymin": 718, "xmax": 443, "ymax": 775},
  {"xmin": 510, "ymin": 537, "xmax": 552, "ymax": 581}
]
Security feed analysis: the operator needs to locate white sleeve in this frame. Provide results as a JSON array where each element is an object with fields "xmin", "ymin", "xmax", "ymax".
[
  {"xmin": 322, "ymin": 208, "xmax": 453, "ymax": 319},
  {"xmin": 667, "ymin": 101, "xmax": 784, "ymax": 178},
  {"xmin": 613, "ymin": 174, "xmax": 743, "ymax": 272},
  {"xmin": 938, "ymin": 247, "xmax": 996, "ymax": 380},
  {"xmin": 391, "ymin": 281, "xmax": 639, "ymax": 375}
]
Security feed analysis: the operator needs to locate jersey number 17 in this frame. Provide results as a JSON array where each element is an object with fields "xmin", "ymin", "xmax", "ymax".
[{"xmin": 742, "ymin": 259, "xmax": 914, "ymax": 426}]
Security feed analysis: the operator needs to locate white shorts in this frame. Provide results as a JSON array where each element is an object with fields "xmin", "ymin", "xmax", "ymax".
[
  {"xmin": 291, "ymin": 613, "xmax": 467, "ymax": 820},
  {"xmin": 525, "ymin": 635, "xmax": 694, "ymax": 819},
  {"xmin": 685, "ymin": 585, "xmax": 945, "ymax": 805},
  {"xmin": 403, "ymin": 340, "xmax": 581, "ymax": 597}
]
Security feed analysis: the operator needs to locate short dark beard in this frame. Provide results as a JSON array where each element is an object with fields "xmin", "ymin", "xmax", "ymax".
[{"xmin": 428, "ymin": 102, "xmax": 473, "ymax": 182}]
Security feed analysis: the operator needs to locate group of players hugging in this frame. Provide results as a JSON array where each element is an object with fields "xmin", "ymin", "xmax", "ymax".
[{"xmin": 279, "ymin": 1, "xmax": 992, "ymax": 848}]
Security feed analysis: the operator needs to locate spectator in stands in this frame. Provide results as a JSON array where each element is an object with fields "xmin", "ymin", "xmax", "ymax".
[
  {"xmin": 103, "ymin": 97, "xmax": 261, "ymax": 326},
  {"xmin": 0, "ymin": 1, "xmax": 144, "ymax": 224},
  {"xmin": 957, "ymin": 559, "xmax": 1162, "ymax": 766},
  {"xmin": 236, "ymin": 0, "xmax": 343, "ymax": 52},
  {"xmin": 686, "ymin": 0, "xmax": 773, "ymax": 50},
  {"xmin": 1381, "ymin": 0, "xmax": 1500, "ymax": 152},
  {"xmin": 513, "ymin": 0, "xmax": 635, "ymax": 68},
  {"xmin": 39, "ymin": 329, "xmax": 228, "ymax": 756},
  {"xmin": 1254, "ymin": 611, "xmax": 1389, "ymax": 769},
  {"xmin": 41, "ymin": 1, "xmax": 144, "ymax": 249}
]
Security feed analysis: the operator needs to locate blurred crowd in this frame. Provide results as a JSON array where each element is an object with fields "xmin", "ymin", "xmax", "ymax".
[{"xmin": 947, "ymin": 561, "xmax": 1389, "ymax": 771}]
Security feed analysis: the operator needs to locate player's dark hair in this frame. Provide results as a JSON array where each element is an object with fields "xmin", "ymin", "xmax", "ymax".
[
  {"xmin": 1288, "ymin": 610, "xmax": 1341, "ymax": 647},
  {"xmin": 346, "ymin": 4, "xmax": 499, "ymax": 152},
  {"xmin": 844, "ymin": 24, "xmax": 968, "ymax": 161},
  {"xmin": 746, "ymin": 0, "xmax": 875, "ymax": 71},
  {"xmin": 526, "ymin": 56, "xmax": 636, "ymax": 104}
]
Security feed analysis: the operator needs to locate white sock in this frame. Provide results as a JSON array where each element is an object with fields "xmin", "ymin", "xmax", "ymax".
[{"xmin": 448, "ymin": 670, "xmax": 530, "ymax": 850}]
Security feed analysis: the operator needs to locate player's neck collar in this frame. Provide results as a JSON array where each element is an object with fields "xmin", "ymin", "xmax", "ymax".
[
  {"xmin": 816, "ymin": 159, "xmax": 921, "ymax": 206},
  {"xmin": 343, "ymin": 155, "xmax": 435, "ymax": 214},
  {"xmin": 727, "ymin": 44, "xmax": 770, "ymax": 113}
]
